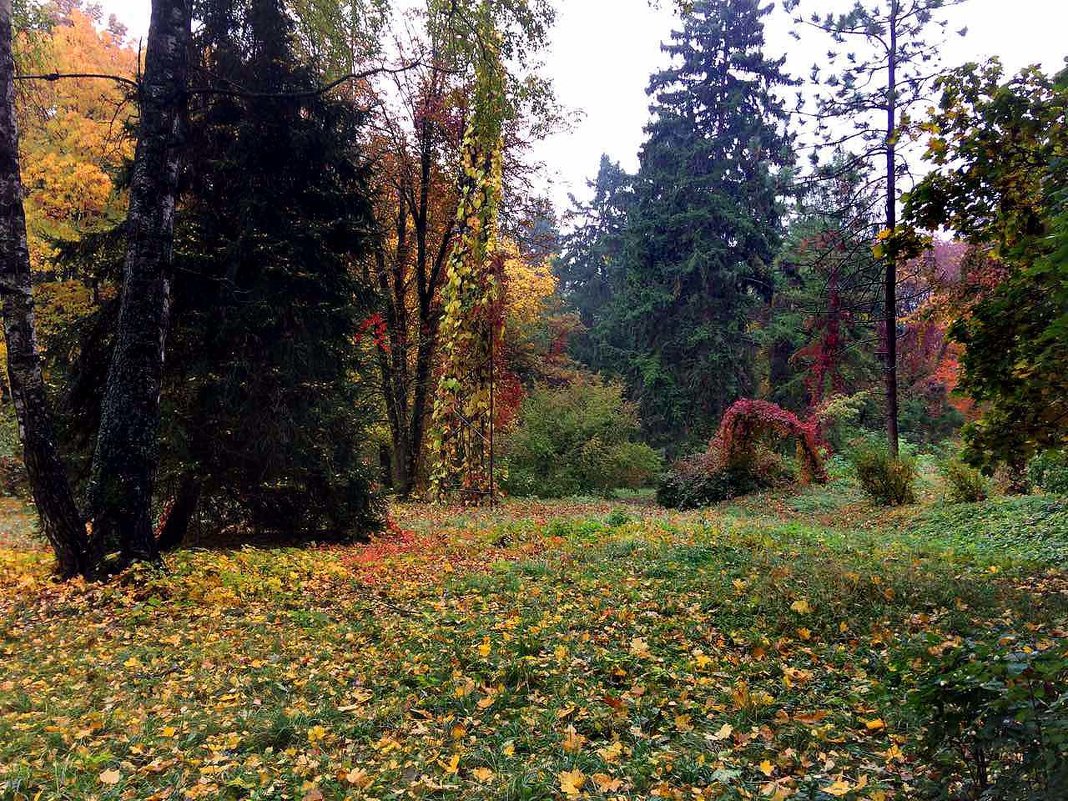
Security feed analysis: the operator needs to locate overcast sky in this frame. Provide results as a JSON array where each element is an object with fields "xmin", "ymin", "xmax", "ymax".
[{"xmin": 98, "ymin": 0, "xmax": 1065, "ymax": 211}]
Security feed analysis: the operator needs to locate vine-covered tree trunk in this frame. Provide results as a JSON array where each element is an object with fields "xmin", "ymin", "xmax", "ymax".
[
  {"xmin": 427, "ymin": 12, "xmax": 506, "ymax": 503},
  {"xmin": 88, "ymin": 0, "xmax": 192, "ymax": 565},
  {"xmin": 0, "ymin": 0, "xmax": 92, "ymax": 579}
]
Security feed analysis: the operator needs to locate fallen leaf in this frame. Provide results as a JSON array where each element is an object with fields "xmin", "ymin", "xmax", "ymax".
[
  {"xmin": 710, "ymin": 722, "xmax": 733, "ymax": 741},
  {"xmin": 559, "ymin": 768, "xmax": 586, "ymax": 797}
]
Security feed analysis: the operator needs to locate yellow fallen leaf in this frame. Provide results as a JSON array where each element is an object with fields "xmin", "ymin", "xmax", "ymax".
[
  {"xmin": 592, "ymin": 772, "xmax": 624, "ymax": 792},
  {"xmin": 98, "ymin": 768, "xmax": 121, "ymax": 785},
  {"xmin": 711, "ymin": 722, "xmax": 733, "ymax": 741},
  {"xmin": 630, "ymin": 637, "xmax": 651, "ymax": 658},
  {"xmin": 502, "ymin": 741, "xmax": 516, "ymax": 757},
  {"xmin": 790, "ymin": 599, "xmax": 812, "ymax": 615},
  {"xmin": 344, "ymin": 768, "xmax": 371, "ymax": 788},
  {"xmin": 472, "ymin": 767, "xmax": 494, "ymax": 782},
  {"xmin": 597, "ymin": 741, "xmax": 624, "ymax": 763},
  {"xmin": 758, "ymin": 759, "xmax": 774, "ymax": 777},
  {"xmin": 161, "ymin": 726, "xmax": 176, "ymax": 738},
  {"xmin": 559, "ymin": 769, "xmax": 586, "ymax": 797},
  {"xmin": 823, "ymin": 779, "xmax": 853, "ymax": 796},
  {"xmin": 439, "ymin": 753, "xmax": 461, "ymax": 774},
  {"xmin": 477, "ymin": 637, "xmax": 491, "ymax": 657},
  {"xmin": 561, "ymin": 725, "xmax": 586, "ymax": 753},
  {"xmin": 862, "ymin": 717, "xmax": 886, "ymax": 731}
]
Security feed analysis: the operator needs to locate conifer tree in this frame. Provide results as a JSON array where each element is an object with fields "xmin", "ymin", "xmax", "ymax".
[
  {"xmin": 596, "ymin": 0, "xmax": 794, "ymax": 449},
  {"xmin": 62, "ymin": 0, "xmax": 384, "ymax": 542}
]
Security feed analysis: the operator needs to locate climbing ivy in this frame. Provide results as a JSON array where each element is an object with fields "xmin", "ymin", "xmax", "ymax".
[{"xmin": 428, "ymin": 3, "xmax": 507, "ymax": 503}]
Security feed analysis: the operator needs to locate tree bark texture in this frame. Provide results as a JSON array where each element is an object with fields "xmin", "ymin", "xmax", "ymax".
[
  {"xmin": 88, "ymin": 0, "xmax": 192, "ymax": 564},
  {"xmin": 0, "ymin": 0, "xmax": 92, "ymax": 579}
]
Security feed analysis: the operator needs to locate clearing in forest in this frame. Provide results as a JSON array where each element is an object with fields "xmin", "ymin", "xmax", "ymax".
[{"xmin": 1, "ymin": 490, "xmax": 1066, "ymax": 800}]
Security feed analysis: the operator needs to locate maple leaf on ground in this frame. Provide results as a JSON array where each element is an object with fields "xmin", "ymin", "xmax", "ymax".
[{"xmin": 559, "ymin": 769, "xmax": 586, "ymax": 796}]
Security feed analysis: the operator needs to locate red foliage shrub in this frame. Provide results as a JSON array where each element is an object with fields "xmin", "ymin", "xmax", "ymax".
[{"xmin": 710, "ymin": 399, "xmax": 828, "ymax": 485}]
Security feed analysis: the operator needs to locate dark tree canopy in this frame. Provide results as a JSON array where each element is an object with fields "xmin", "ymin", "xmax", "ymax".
[
  {"xmin": 60, "ymin": 0, "xmax": 384, "ymax": 542},
  {"xmin": 584, "ymin": 0, "xmax": 795, "ymax": 449}
]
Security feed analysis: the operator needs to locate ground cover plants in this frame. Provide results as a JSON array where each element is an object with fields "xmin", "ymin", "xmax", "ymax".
[{"xmin": 2, "ymin": 485, "xmax": 1065, "ymax": 800}]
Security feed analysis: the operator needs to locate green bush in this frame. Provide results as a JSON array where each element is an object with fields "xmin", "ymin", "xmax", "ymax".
[
  {"xmin": 851, "ymin": 443, "xmax": 918, "ymax": 505},
  {"xmin": 944, "ymin": 458, "xmax": 989, "ymax": 503},
  {"xmin": 657, "ymin": 446, "xmax": 791, "ymax": 510},
  {"xmin": 905, "ymin": 635, "xmax": 1068, "ymax": 800},
  {"xmin": 657, "ymin": 454, "xmax": 737, "ymax": 510},
  {"xmin": 1029, "ymin": 449, "xmax": 1068, "ymax": 495},
  {"xmin": 502, "ymin": 378, "xmax": 661, "ymax": 498}
]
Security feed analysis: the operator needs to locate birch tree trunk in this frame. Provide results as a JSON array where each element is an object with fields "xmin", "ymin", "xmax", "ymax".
[
  {"xmin": 0, "ymin": 0, "xmax": 92, "ymax": 578},
  {"xmin": 87, "ymin": 0, "xmax": 191, "ymax": 565}
]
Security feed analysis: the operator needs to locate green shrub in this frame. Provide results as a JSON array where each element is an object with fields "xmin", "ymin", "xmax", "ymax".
[
  {"xmin": 657, "ymin": 446, "xmax": 790, "ymax": 510},
  {"xmin": 817, "ymin": 392, "xmax": 876, "ymax": 452},
  {"xmin": 905, "ymin": 636, "xmax": 1068, "ymax": 800},
  {"xmin": 944, "ymin": 458, "xmax": 989, "ymax": 503},
  {"xmin": 1029, "ymin": 449, "xmax": 1068, "ymax": 495},
  {"xmin": 657, "ymin": 454, "xmax": 737, "ymax": 510},
  {"xmin": 851, "ymin": 443, "xmax": 918, "ymax": 505},
  {"xmin": 502, "ymin": 378, "xmax": 661, "ymax": 498}
]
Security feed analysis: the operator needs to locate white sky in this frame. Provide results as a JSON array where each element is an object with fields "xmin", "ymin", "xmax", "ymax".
[{"xmin": 99, "ymin": 0, "xmax": 1066, "ymax": 211}]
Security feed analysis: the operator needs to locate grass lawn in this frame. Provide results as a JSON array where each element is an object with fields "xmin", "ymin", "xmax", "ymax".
[{"xmin": 1, "ymin": 488, "xmax": 1066, "ymax": 800}]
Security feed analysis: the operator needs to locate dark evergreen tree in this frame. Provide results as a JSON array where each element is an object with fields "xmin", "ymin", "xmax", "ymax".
[
  {"xmin": 555, "ymin": 155, "xmax": 632, "ymax": 371},
  {"xmin": 61, "ymin": 0, "xmax": 384, "ymax": 544},
  {"xmin": 593, "ymin": 0, "xmax": 794, "ymax": 449}
]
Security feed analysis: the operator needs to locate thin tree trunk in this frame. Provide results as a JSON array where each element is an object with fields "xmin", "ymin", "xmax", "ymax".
[
  {"xmin": 87, "ymin": 0, "xmax": 191, "ymax": 565},
  {"xmin": 0, "ymin": 0, "xmax": 92, "ymax": 579},
  {"xmin": 156, "ymin": 473, "xmax": 201, "ymax": 552},
  {"xmin": 884, "ymin": 0, "xmax": 900, "ymax": 456}
]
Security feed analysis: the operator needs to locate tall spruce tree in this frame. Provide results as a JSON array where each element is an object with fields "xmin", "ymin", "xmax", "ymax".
[
  {"xmin": 596, "ymin": 0, "xmax": 794, "ymax": 449},
  {"xmin": 555, "ymin": 155, "xmax": 633, "ymax": 371}
]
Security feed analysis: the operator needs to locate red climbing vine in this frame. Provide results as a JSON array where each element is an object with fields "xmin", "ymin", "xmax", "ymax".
[{"xmin": 710, "ymin": 399, "xmax": 828, "ymax": 485}]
